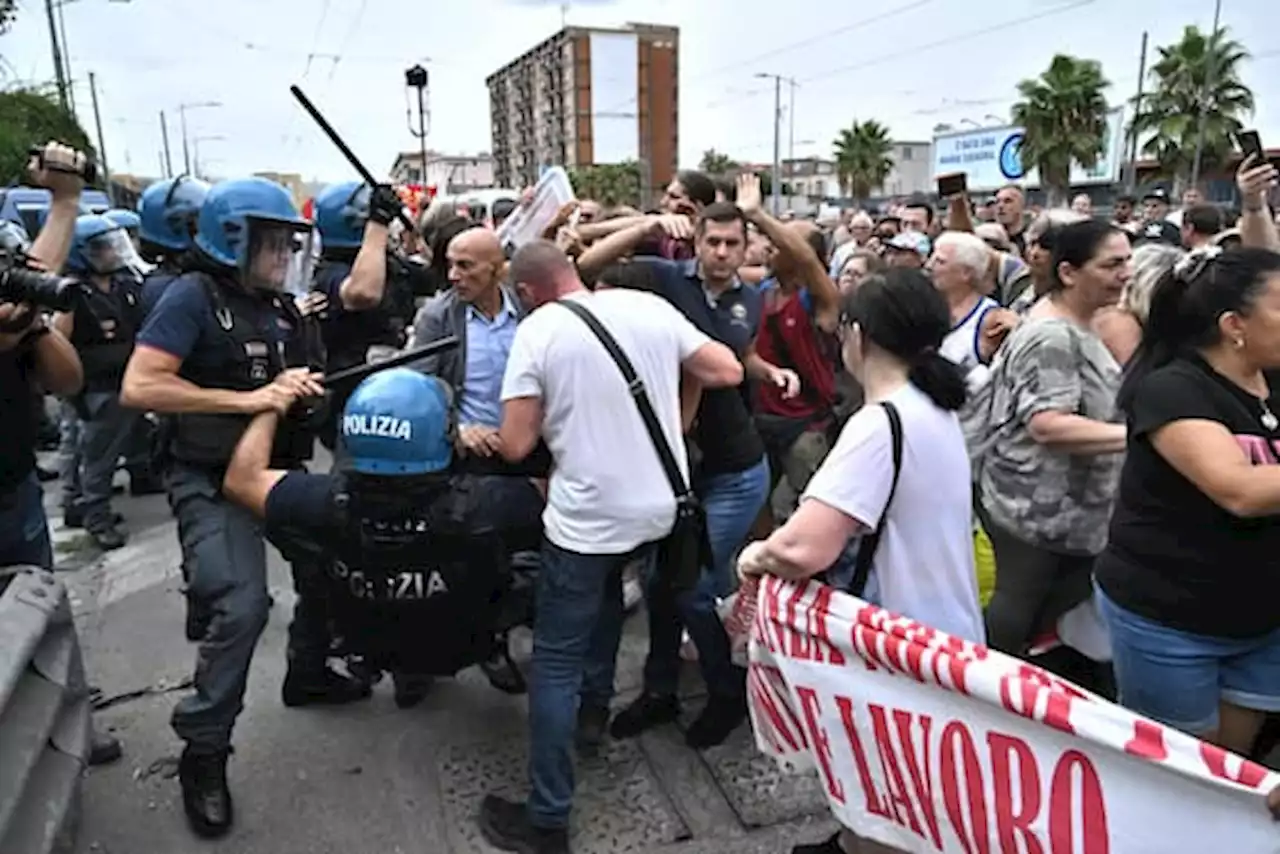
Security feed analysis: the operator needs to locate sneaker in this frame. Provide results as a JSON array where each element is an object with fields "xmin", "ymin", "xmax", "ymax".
[
  {"xmin": 178, "ymin": 747, "xmax": 234, "ymax": 839},
  {"xmin": 609, "ymin": 693, "xmax": 679, "ymax": 740},
  {"xmin": 685, "ymin": 694, "xmax": 748, "ymax": 750},
  {"xmin": 478, "ymin": 794, "xmax": 569, "ymax": 854},
  {"xmin": 282, "ymin": 664, "xmax": 372, "ymax": 708},
  {"xmin": 575, "ymin": 704, "xmax": 610, "ymax": 758}
]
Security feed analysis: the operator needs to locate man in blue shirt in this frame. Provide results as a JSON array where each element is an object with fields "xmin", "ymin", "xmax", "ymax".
[{"xmin": 121, "ymin": 177, "xmax": 367, "ymax": 840}]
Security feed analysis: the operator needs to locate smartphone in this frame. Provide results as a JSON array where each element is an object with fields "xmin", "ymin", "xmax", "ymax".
[
  {"xmin": 936, "ymin": 171, "xmax": 968, "ymax": 198},
  {"xmin": 1235, "ymin": 129, "xmax": 1265, "ymax": 162}
]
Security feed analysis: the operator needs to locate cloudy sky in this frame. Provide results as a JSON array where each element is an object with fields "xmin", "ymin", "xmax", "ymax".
[{"xmin": 2, "ymin": 0, "xmax": 1276, "ymax": 183}]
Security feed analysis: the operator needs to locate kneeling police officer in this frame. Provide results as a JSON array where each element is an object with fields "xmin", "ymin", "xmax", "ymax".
[
  {"xmin": 121, "ymin": 176, "xmax": 367, "ymax": 839},
  {"xmin": 223, "ymin": 368, "xmax": 530, "ymax": 708}
]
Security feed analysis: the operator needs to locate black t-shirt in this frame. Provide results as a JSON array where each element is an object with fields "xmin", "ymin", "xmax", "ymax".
[
  {"xmin": 0, "ymin": 343, "xmax": 37, "ymax": 494},
  {"xmin": 1097, "ymin": 356, "xmax": 1280, "ymax": 638}
]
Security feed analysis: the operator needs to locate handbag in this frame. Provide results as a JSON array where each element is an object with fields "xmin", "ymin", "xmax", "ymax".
[
  {"xmin": 846, "ymin": 401, "xmax": 905, "ymax": 597},
  {"xmin": 558, "ymin": 299, "xmax": 710, "ymax": 592}
]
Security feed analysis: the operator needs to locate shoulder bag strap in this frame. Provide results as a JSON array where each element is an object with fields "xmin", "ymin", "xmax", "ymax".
[
  {"xmin": 557, "ymin": 299, "xmax": 693, "ymax": 502},
  {"xmin": 847, "ymin": 401, "xmax": 905, "ymax": 597}
]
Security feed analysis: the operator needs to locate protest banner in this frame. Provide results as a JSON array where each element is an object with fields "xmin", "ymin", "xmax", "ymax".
[{"xmin": 744, "ymin": 575, "xmax": 1280, "ymax": 853}]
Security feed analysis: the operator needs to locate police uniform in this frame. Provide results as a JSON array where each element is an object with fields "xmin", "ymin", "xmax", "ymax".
[
  {"xmin": 67, "ymin": 271, "xmax": 152, "ymax": 536},
  {"xmin": 137, "ymin": 270, "xmax": 335, "ymax": 752},
  {"xmin": 311, "ymin": 255, "xmax": 417, "ymax": 449}
]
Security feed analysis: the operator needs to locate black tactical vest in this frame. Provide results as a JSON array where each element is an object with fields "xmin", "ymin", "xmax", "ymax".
[
  {"xmin": 169, "ymin": 274, "xmax": 318, "ymax": 469},
  {"xmin": 324, "ymin": 477, "xmax": 510, "ymax": 676},
  {"xmin": 313, "ymin": 254, "xmax": 417, "ymax": 374},
  {"xmin": 69, "ymin": 274, "xmax": 145, "ymax": 393}
]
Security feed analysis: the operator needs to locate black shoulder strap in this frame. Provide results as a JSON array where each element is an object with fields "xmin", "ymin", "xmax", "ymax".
[
  {"xmin": 847, "ymin": 401, "xmax": 905, "ymax": 597},
  {"xmin": 557, "ymin": 298, "xmax": 693, "ymax": 502}
]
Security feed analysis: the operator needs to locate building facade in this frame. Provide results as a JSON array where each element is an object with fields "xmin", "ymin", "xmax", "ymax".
[
  {"xmin": 486, "ymin": 22, "xmax": 679, "ymax": 195},
  {"xmin": 388, "ymin": 151, "xmax": 496, "ymax": 193}
]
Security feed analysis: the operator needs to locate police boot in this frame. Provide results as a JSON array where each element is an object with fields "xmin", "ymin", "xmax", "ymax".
[
  {"xmin": 178, "ymin": 746, "xmax": 234, "ymax": 839},
  {"xmin": 281, "ymin": 662, "xmax": 372, "ymax": 708},
  {"xmin": 89, "ymin": 523, "xmax": 127, "ymax": 551},
  {"xmin": 128, "ymin": 469, "xmax": 165, "ymax": 496}
]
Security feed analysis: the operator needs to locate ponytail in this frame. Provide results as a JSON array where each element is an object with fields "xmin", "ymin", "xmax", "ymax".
[{"xmin": 909, "ymin": 351, "xmax": 967, "ymax": 412}]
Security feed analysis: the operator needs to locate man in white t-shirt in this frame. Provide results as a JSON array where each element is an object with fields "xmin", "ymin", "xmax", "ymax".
[{"xmin": 478, "ymin": 240, "xmax": 743, "ymax": 854}]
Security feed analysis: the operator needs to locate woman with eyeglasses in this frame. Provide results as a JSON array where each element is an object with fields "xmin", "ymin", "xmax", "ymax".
[{"xmin": 1096, "ymin": 247, "xmax": 1280, "ymax": 757}]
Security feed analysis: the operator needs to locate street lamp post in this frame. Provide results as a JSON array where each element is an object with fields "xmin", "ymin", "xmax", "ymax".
[
  {"xmin": 45, "ymin": 0, "xmax": 134, "ymax": 121},
  {"xmin": 405, "ymin": 64, "xmax": 431, "ymax": 188},
  {"xmin": 178, "ymin": 101, "xmax": 222, "ymax": 174},
  {"xmin": 192, "ymin": 135, "xmax": 226, "ymax": 180}
]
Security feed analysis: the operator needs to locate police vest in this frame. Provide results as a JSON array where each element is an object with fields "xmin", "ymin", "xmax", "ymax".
[
  {"xmin": 324, "ymin": 476, "xmax": 510, "ymax": 676},
  {"xmin": 69, "ymin": 275, "xmax": 145, "ymax": 393},
  {"xmin": 169, "ymin": 274, "xmax": 317, "ymax": 469}
]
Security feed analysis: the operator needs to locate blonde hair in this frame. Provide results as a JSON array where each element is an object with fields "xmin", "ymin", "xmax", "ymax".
[{"xmin": 1124, "ymin": 243, "xmax": 1185, "ymax": 323}]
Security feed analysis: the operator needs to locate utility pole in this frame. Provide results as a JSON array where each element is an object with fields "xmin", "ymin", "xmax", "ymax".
[
  {"xmin": 56, "ymin": 0, "xmax": 76, "ymax": 119},
  {"xmin": 1190, "ymin": 0, "xmax": 1223, "ymax": 191},
  {"xmin": 159, "ymin": 110, "xmax": 173, "ymax": 178},
  {"xmin": 787, "ymin": 78, "xmax": 798, "ymax": 163},
  {"xmin": 756, "ymin": 73, "xmax": 784, "ymax": 215},
  {"xmin": 88, "ymin": 72, "xmax": 112, "ymax": 205},
  {"xmin": 1126, "ymin": 31, "xmax": 1148, "ymax": 194},
  {"xmin": 43, "ymin": 0, "xmax": 71, "ymax": 113}
]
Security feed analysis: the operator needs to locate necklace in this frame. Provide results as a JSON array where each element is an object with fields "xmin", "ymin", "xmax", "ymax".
[{"xmin": 1261, "ymin": 398, "xmax": 1279, "ymax": 431}]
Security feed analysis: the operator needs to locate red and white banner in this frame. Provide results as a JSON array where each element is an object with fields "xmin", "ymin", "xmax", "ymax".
[{"xmin": 743, "ymin": 575, "xmax": 1280, "ymax": 853}]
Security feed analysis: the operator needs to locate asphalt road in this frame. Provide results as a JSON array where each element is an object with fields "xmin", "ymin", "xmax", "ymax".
[{"xmin": 48, "ymin": 458, "xmax": 839, "ymax": 854}]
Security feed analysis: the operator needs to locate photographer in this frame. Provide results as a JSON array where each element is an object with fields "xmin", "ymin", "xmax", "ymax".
[{"xmin": 0, "ymin": 142, "xmax": 122, "ymax": 766}]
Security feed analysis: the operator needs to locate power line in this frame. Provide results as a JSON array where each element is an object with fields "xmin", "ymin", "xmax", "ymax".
[{"xmin": 798, "ymin": 0, "xmax": 1097, "ymax": 86}]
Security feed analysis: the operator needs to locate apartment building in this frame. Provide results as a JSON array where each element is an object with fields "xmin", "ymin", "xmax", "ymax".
[{"xmin": 486, "ymin": 22, "xmax": 679, "ymax": 194}]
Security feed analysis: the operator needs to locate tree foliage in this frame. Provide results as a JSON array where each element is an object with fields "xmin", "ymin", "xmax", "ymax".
[
  {"xmin": 0, "ymin": 86, "xmax": 95, "ymax": 185},
  {"xmin": 832, "ymin": 120, "xmax": 894, "ymax": 200},
  {"xmin": 699, "ymin": 149, "xmax": 738, "ymax": 175},
  {"xmin": 1011, "ymin": 54, "xmax": 1110, "ymax": 206},
  {"xmin": 1132, "ymin": 25, "xmax": 1254, "ymax": 189},
  {"xmin": 567, "ymin": 161, "xmax": 643, "ymax": 207}
]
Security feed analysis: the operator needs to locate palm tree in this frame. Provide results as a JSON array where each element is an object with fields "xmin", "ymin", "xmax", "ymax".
[
  {"xmin": 1011, "ymin": 54, "xmax": 1110, "ymax": 207},
  {"xmin": 699, "ymin": 149, "xmax": 738, "ymax": 175},
  {"xmin": 831, "ymin": 120, "xmax": 894, "ymax": 202},
  {"xmin": 1132, "ymin": 25, "xmax": 1254, "ymax": 190}
]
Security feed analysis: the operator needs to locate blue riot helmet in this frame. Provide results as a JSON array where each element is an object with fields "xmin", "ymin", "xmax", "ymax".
[
  {"xmin": 138, "ymin": 175, "xmax": 211, "ymax": 253},
  {"xmin": 67, "ymin": 214, "xmax": 136, "ymax": 276},
  {"xmin": 194, "ymin": 177, "xmax": 309, "ymax": 291},
  {"xmin": 104, "ymin": 208, "xmax": 141, "ymax": 234},
  {"xmin": 313, "ymin": 180, "xmax": 369, "ymax": 250},
  {"xmin": 342, "ymin": 368, "xmax": 453, "ymax": 476}
]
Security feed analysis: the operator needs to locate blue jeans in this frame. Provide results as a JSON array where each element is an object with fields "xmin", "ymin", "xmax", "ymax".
[
  {"xmin": 1096, "ymin": 585, "xmax": 1280, "ymax": 735},
  {"xmin": 0, "ymin": 471, "xmax": 54, "ymax": 570},
  {"xmin": 527, "ymin": 537, "xmax": 646, "ymax": 830},
  {"xmin": 643, "ymin": 456, "xmax": 770, "ymax": 701}
]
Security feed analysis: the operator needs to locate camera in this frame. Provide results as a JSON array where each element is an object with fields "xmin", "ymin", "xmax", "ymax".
[{"xmin": 0, "ymin": 252, "xmax": 79, "ymax": 313}]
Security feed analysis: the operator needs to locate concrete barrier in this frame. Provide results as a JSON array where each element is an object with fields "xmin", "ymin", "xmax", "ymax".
[{"xmin": 0, "ymin": 567, "xmax": 91, "ymax": 854}]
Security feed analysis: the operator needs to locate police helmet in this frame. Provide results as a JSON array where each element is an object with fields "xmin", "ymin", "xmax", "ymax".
[
  {"xmin": 313, "ymin": 181, "xmax": 370, "ymax": 250},
  {"xmin": 194, "ymin": 177, "xmax": 307, "ymax": 268},
  {"xmin": 138, "ymin": 175, "xmax": 212, "ymax": 252},
  {"xmin": 68, "ymin": 214, "xmax": 133, "ymax": 275},
  {"xmin": 104, "ymin": 208, "xmax": 141, "ymax": 233},
  {"xmin": 342, "ymin": 368, "xmax": 453, "ymax": 476}
]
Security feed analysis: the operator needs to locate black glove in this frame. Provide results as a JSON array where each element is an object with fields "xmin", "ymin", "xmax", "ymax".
[{"xmin": 368, "ymin": 184, "xmax": 402, "ymax": 227}]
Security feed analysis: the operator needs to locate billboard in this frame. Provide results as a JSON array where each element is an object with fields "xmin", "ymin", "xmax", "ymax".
[
  {"xmin": 931, "ymin": 108, "xmax": 1126, "ymax": 191},
  {"xmin": 588, "ymin": 32, "xmax": 640, "ymax": 164}
]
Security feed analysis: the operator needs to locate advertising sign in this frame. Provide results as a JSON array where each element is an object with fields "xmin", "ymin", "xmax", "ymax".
[{"xmin": 931, "ymin": 109, "xmax": 1125, "ymax": 191}]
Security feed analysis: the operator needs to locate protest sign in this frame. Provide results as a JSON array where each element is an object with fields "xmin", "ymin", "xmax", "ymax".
[{"xmin": 746, "ymin": 575, "xmax": 1280, "ymax": 853}]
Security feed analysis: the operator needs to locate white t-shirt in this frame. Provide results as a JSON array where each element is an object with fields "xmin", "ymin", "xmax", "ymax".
[
  {"xmin": 803, "ymin": 382, "xmax": 984, "ymax": 642},
  {"xmin": 501, "ymin": 288, "xmax": 711, "ymax": 554}
]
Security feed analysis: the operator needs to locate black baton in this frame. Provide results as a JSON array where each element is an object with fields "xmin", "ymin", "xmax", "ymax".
[{"xmin": 321, "ymin": 335, "xmax": 460, "ymax": 388}]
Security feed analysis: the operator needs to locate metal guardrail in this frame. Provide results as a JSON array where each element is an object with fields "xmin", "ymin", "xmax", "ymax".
[{"xmin": 0, "ymin": 567, "xmax": 91, "ymax": 854}]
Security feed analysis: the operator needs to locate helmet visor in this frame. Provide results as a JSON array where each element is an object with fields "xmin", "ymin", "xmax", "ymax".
[
  {"xmin": 243, "ymin": 217, "xmax": 308, "ymax": 292},
  {"xmin": 85, "ymin": 228, "xmax": 139, "ymax": 275}
]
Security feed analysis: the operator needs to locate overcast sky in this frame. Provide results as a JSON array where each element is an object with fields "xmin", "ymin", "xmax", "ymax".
[{"xmin": 3, "ymin": 0, "xmax": 1276, "ymax": 184}]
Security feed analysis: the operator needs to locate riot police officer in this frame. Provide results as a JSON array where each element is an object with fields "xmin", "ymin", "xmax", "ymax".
[
  {"xmin": 120, "ymin": 177, "xmax": 367, "ymax": 840},
  {"xmin": 52, "ymin": 214, "xmax": 156, "ymax": 549},
  {"xmin": 103, "ymin": 208, "xmax": 151, "ymax": 280},
  {"xmin": 135, "ymin": 175, "xmax": 211, "ymax": 315},
  {"xmin": 223, "ymin": 368, "xmax": 536, "ymax": 706},
  {"xmin": 310, "ymin": 181, "xmax": 425, "ymax": 450}
]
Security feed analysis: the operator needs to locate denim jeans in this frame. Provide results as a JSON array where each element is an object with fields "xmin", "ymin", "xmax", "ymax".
[
  {"xmin": 527, "ymin": 537, "xmax": 648, "ymax": 830},
  {"xmin": 643, "ymin": 455, "xmax": 770, "ymax": 701},
  {"xmin": 0, "ymin": 471, "xmax": 54, "ymax": 570}
]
